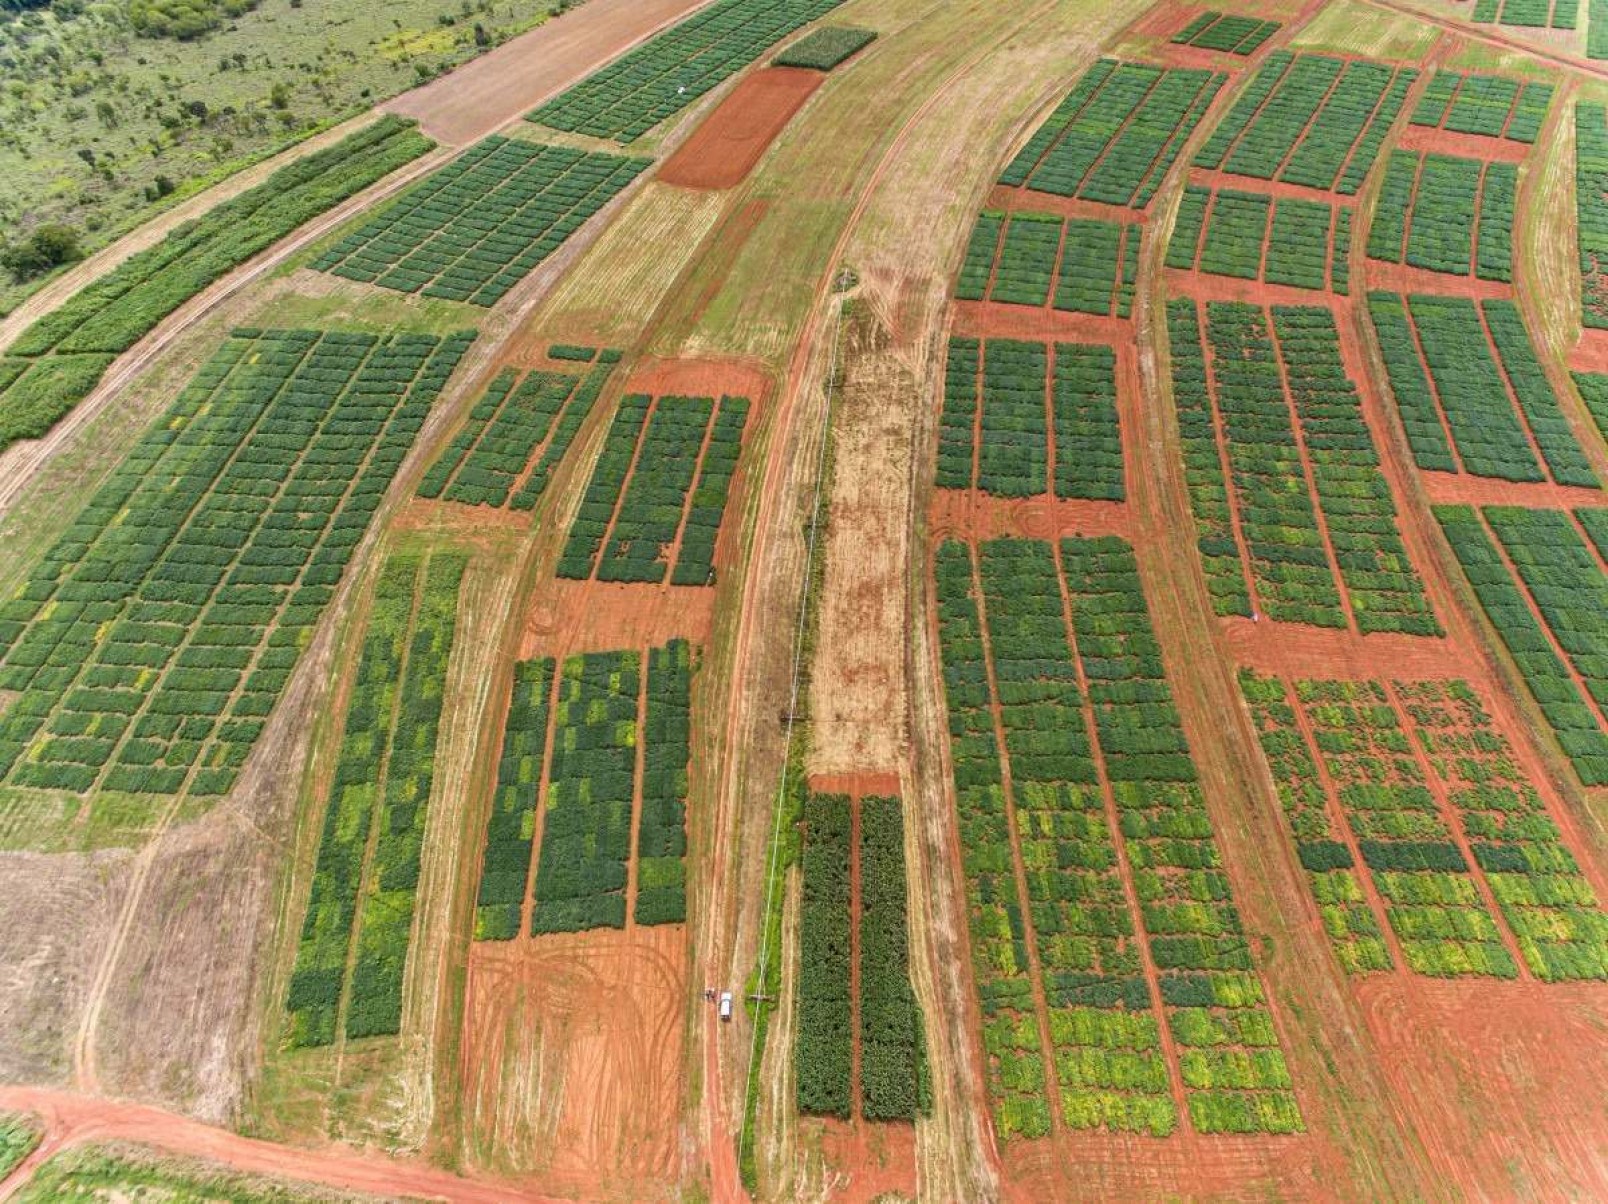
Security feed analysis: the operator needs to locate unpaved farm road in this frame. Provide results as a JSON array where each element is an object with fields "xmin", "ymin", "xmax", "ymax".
[
  {"xmin": 0, "ymin": 1086, "xmax": 561, "ymax": 1203},
  {"xmin": 1359, "ymin": 0, "xmax": 1608, "ymax": 82}
]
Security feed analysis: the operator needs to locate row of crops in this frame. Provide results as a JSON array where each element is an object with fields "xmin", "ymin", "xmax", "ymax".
[
  {"xmin": 0, "ymin": 118, "xmax": 433, "ymax": 453},
  {"xmin": 1194, "ymin": 52, "xmax": 1416, "ymax": 194},
  {"xmin": 312, "ymin": 137, "xmax": 650, "ymax": 307},
  {"xmin": 557, "ymin": 393, "xmax": 749, "ymax": 586},
  {"xmin": 419, "ymin": 347, "xmax": 621, "ymax": 510},
  {"xmin": 0, "ymin": 327, "xmax": 473, "ymax": 801},
  {"xmin": 1410, "ymin": 71, "xmax": 1553, "ymax": 143},
  {"xmin": 1470, "ymin": 0, "xmax": 1576, "ymax": 27},
  {"xmin": 955, "ymin": 210, "xmax": 1140, "ymax": 317},
  {"xmin": 936, "ymin": 338, "xmax": 1124, "ymax": 502},
  {"xmin": 999, "ymin": 59, "xmax": 1227, "ymax": 210},
  {"xmin": 1576, "ymin": 104, "xmax": 1608, "ymax": 329},
  {"xmin": 1242, "ymin": 671, "xmax": 1608, "ymax": 979},
  {"xmin": 1171, "ymin": 11, "xmax": 1280, "ymax": 55},
  {"xmin": 773, "ymin": 25, "xmax": 876, "ymax": 71},
  {"xmin": 528, "ymin": 0, "xmax": 847, "ymax": 141},
  {"xmin": 1367, "ymin": 293, "xmax": 1599, "ymax": 487},
  {"xmin": 934, "ymin": 536, "xmax": 1302, "ymax": 1139},
  {"xmin": 1168, "ymin": 186, "xmax": 1349, "ymax": 293},
  {"xmin": 285, "ymin": 550, "xmax": 466, "ymax": 1047},
  {"xmin": 1165, "ymin": 299, "xmax": 1437, "ymax": 633},
  {"xmin": 795, "ymin": 793, "xmax": 928, "ymax": 1122},
  {"xmin": 1366, "ymin": 151, "xmax": 1515, "ymax": 281},
  {"xmin": 1436, "ymin": 504, "xmax": 1608, "ymax": 786}
]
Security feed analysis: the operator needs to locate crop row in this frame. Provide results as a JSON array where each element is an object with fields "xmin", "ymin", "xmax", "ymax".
[
  {"xmin": 419, "ymin": 348, "xmax": 621, "ymax": 510},
  {"xmin": 1194, "ymin": 52, "xmax": 1416, "ymax": 194},
  {"xmin": 528, "ymin": 0, "xmax": 846, "ymax": 141},
  {"xmin": 955, "ymin": 210, "xmax": 1139, "ymax": 318},
  {"xmin": 0, "ymin": 328, "xmax": 474, "ymax": 801},
  {"xmin": 636, "ymin": 641, "xmax": 693, "ymax": 926},
  {"xmin": 935, "ymin": 338, "xmax": 1123, "ymax": 502},
  {"xmin": 473, "ymin": 657, "xmax": 554, "ymax": 940},
  {"xmin": 285, "ymin": 550, "xmax": 466, "ymax": 1047},
  {"xmin": 1171, "ymin": 11, "xmax": 1281, "ymax": 55},
  {"xmin": 1000, "ymin": 60, "xmax": 1226, "ymax": 209},
  {"xmin": 1366, "ymin": 150, "xmax": 1514, "ymax": 281},
  {"xmin": 774, "ymin": 25, "xmax": 876, "ymax": 71},
  {"xmin": 797, "ymin": 792, "xmax": 854, "ymax": 1117},
  {"xmin": 1470, "ymin": 0, "xmax": 1575, "ymax": 28},
  {"xmin": 1577, "ymin": 104, "xmax": 1608, "ymax": 328},
  {"xmin": 558, "ymin": 393, "xmax": 749, "ymax": 586},
  {"xmin": 0, "ymin": 118, "xmax": 433, "ymax": 452},
  {"xmin": 1594, "ymin": 0, "xmax": 1608, "ymax": 59},
  {"xmin": 1367, "ymin": 293, "xmax": 1597, "ymax": 486},
  {"xmin": 1410, "ymin": 71, "xmax": 1553, "ymax": 143},
  {"xmin": 1168, "ymin": 186, "xmax": 1342, "ymax": 292},
  {"xmin": 1435, "ymin": 505, "xmax": 1608, "ymax": 786},
  {"xmin": 313, "ymin": 137, "xmax": 650, "ymax": 307}
]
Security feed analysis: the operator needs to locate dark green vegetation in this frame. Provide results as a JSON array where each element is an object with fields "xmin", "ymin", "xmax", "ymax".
[
  {"xmin": 1167, "ymin": 185, "xmax": 1341, "ymax": 292},
  {"xmin": 0, "ymin": 118, "xmax": 432, "ymax": 451},
  {"xmin": 773, "ymin": 24, "xmax": 876, "ymax": 70},
  {"xmin": 1194, "ymin": 51, "xmax": 1415, "ymax": 193},
  {"xmin": 0, "ymin": 327, "xmax": 472, "ymax": 802},
  {"xmin": 933, "ymin": 535, "xmax": 1301, "ymax": 1140},
  {"xmin": 286, "ymin": 550, "xmax": 467, "ymax": 1048},
  {"xmin": 1365, "ymin": 150, "xmax": 1515, "ymax": 281},
  {"xmin": 796, "ymin": 792, "xmax": 853, "ymax": 1118},
  {"xmin": 1170, "ymin": 11, "xmax": 1280, "ymax": 54},
  {"xmin": 956, "ymin": 210, "xmax": 1139, "ymax": 316},
  {"xmin": 1577, "ymin": 104, "xmax": 1608, "ymax": 327},
  {"xmin": 1410, "ymin": 71, "xmax": 1553, "ymax": 142},
  {"xmin": 473, "ymin": 657, "xmax": 554, "ymax": 941},
  {"xmin": 1470, "ymin": 0, "xmax": 1576, "ymax": 28},
  {"xmin": 635, "ymin": 640, "xmax": 693, "ymax": 926},
  {"xmin": 858, "ymin": 795, "xmax": 927, "ymax": 1121},
  {"xmin": 558, "ymin": 393, "xmax": 750, "ymax": 586},
  {"xmin": 312, "ymin": 137, "xmax": 649, "ymax": 306},
  {"xmin": 0, "ymin": 1112, "xmax": 40, "ymax": 1181},
  {"xmin": 1367, "ymin": 293, "xmax": 1598, "ymax": 487},
  {"xmin": 419, "ymin": 347, "xmax": 620, "ymax": 510},
  {"xmin": 936, "ymin": 338, "xmax": 1123, "ymax": 502},
  {"xmin": 1436, "ymin": 505, "xmax": 1608, "ymax": 786},
  {"xmin": 1167, "ymin": 300, "xmax": 1437, "ymax": 633},
  {"xmin": 528, "ymin": 0, "xmax": 846, "ymax": 141},
  {"xmin": 1000, "ymin": 59, "xmax": 1226, "ymax": 209}
]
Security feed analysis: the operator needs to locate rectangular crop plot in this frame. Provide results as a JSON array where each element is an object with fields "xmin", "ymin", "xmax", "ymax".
[
  {"xmin": 1171, "ymin": 11, "xmax": 1281, "ymax": 54},
  {"xmin": 956, "ymin": 210, "xmax": 1139, "ymax": 316},
  {"xmin": 1167, "ymin": 185, "xmax": 1341, "ymax": 291},
  {"xmin": 1194, "ymin": 52, "xmax": 1417, "ymax": 194},
  {"xmin": 0, "ymin": 327, "xmax": 474, "ymax": 802},
  {"xmin": 1000, "ymin": 60, "xmax": 1226, "ymax": 209},
  {"xmin": 774, "ymin": 25, "xmax": 876, "ymax": 70},
  {"xmin": 1366, "ymin": 293, "xmax": 1597, "ymax": 487},
  {"xmin": 1364, "ymin": 151, "xmax": 1515, "ymax": 281},
  {"xmin": 1410, "ymin": 71, "xmax": 1553, "ymax": 143},
  {"xmin": 312, "ymin": 136, "xmax": 650, "ymax": 307},
  {"xmin": 1166, "ymin": 299, "xmax": 1437, "ymax": 633},
  {"xmin": 1471, "ymin": 0, "xmax": 1577, "ymax": 28},
  {"xmin": 796, "ymin": 792, "xmax": 928, "ymax": 1122},
  {"xmin": 935, "ymin": 338, "xmax": 1124, "ymax": 501},
  {"xmin": 932, "ymin": 535, "xmax": 1302, "ymax": 1140},
  {"xmin": 528, "ymin": 0, "xmax": 847, "ymax": 141},
  {"xmin": 557, "ymin": 392, "xmax": 750, "ymax": 586},
  {"xmin": 1577, "ymin": 105, "xmax": 1608, "ymax": 328},
  {"xmin": 285, "ymin": 550, "xmax": 466, "ymax": 1047},
  {"xmin": 419, "ymin": 347, "xmax": 621, "ymax": 510}
]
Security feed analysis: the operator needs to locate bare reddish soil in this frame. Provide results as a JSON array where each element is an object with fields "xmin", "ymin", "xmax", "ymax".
[
  {"xmin": 950, "ymin": 301, "xmax": 1129, "ymax": 344},
  {"xmin": 1419, "ymin": 470, "xmax": 1604, "ymax": 508},
  {"xmin": 1222, "ymin": 618, "xmax": 1459, "ymax": 679},
  {"xmin": 981, "ymin": 185, "xmax": 1146, "ymax": 227},
  {"xmin": 813, "ymin": 1118, "xmax": 918, "ymax": 1202},
  {"xmin": 624, "ymin": 354, "xmax": 775, "ymax": 405},
  {"xmin": 521, "ymin": 578, "xmax": 717, "ymax": 656},
  {"xmin": 928, "ymin": 491, "xmax": 1133, "ymax": 543},
  {"xmin": 1396, "ymin": 124, "xmax": 1530, "ymax": 163},
  {"xmin": 1362, "ymin": 260, "xmax": 1514, "ymax": 298},
  {"xmin": 658, "ymin": 68, "xmax": 824, "ymax": 191},
  {"xmin": 1570, "ymin": 327, "xmax": 1608, "ymax": 374},
  {"xmin": 1187, "ymin": 167, "xmax": 1351, "ymax": 206},
  {"xmin": 806, "ymin": 771, "xmax": 902, "ymax": 797}
]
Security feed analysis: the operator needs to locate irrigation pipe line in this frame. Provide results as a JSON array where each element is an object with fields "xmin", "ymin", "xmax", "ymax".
[{"xmin": 737, "ymin": 290, "xmax": 846, "ymax": 1164}]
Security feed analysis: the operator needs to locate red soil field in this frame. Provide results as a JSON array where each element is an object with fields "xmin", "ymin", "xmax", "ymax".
[
  {"xmin": 950, "ymin": 301, "xmax": 1129, "ymax": 344},
  {"xmin": 623, "ymin": 354, "xmax": 774, "ymax": 405},
  {"xmin": 816, "ymin": 1119, "xmax": 919, "ymax": 1202},
  {"xmin": 981, "ymin": 185, "xmax": 1145, "ymax": 227},
  {"xmin": 1569, "ymin": 327, "xmax": 1608, "ymax": 374},
  {"xmin": 521, "ymin": 578, "xmax": 717, "ymax": 657},
  {"xmin": 1396, "ymin": 124, "xmax": 1531, "ymax": 163},
  {"xmin": 928, "ymin": 492, "xmax": 1134, "ymax": 543},
  {"xmin": 1222, "ymin": 617, "xmax": 1460, "ymax": 679},
  {"xmin": 1362, "ymin": 261, "xmax": 1514, "ymax": 299},
  {"xmin": 658, "ymin": 67, "xmax": 824, "ymax": 191},
  {"xmin": 1419, "ymin": 470, "xmax": 1605, "ymax": 509},
  {"xmin": 806, "ymin": 770, "xmax": 902, "ymax": 796}
]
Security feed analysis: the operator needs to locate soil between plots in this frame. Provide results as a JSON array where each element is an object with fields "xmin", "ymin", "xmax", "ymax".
[{"xmin": 658, "ymin": 68, "xmax": 825, "ymax": 190}]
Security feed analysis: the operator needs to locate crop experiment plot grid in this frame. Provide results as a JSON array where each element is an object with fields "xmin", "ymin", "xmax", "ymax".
[
  {"xmin": 527, "ymin": 0, "xmax": 847, "ymax": 141},
  {"xmin": 1168, "ymin": 186, "xmax": 1350, "ymax": 294},
  {"xmin": 0, "ymin": 327, "xmax": 473, "ymax": 802},
  {"xmin": 1410, "ymin": 71, "xmax": 1554, "ymax": 144},
  {"xmin": 1165, "ymin": 299, "xmax": 1438, "ymax": 634},
  {"xmin": 1366, "ymin": 150, "xmax": 1516, "ymax": 282},
  {"xmin": 558, "ymin": 392, "xmax": 750, "ymax": 586},
  {"xmin": 999, "ymin": 60, "xmax": 1227, "ymax": 210},
  {"xmin": 1576, "ymin": 104, "xmax": 1608, "ymax": 329},
  {"xmin": 419, "ymin": 345, "xmax": 621, "ymax": 510},
  {"xmin": 934, "ymin": 535, "xmax": 1302, "ymax": 1140},
  {"xmin": 956, "ymin": 210, "xmax": 1140, "ymax": 316},
  {"xmin": 285, "ymin": 549, "xmax": 466, "ymax": 1048},
  {"xmin": 312, "ymin": 137, "xmax": 650, "ymax": 307},
  {"xmin": 470, "ymin": 641, "xmax": 693, "ymax": 939},
  {"xmin": 1470, "ymin": 0, "xmax": 1577, "ymax": 28},
  {"xmin": 1170, "ymin": 11, "xmax": 1281, "ymax": 56},
  {"xmin": 1193, "ymin": 51, "xmax": 1417, "ymax": 195}
]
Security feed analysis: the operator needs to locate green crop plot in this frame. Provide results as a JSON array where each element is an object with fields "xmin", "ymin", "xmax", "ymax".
[
  {"xmin": 558, "ymin": 393, "xmax": 750, "ymax": 586},
  {"xmin": 1365, "ymin": 151, "xmax": 1514, "ymax": 281},
  {"xmin": 529, "ymin": 0, "xmax": 847, "ymax": 140},
  {"xmin": 0, "ymin": 118, "xmax": 432, "ymax": 452},
  {"xmin": 935, "ymin": 338, "xmax": 1123, "ymax": 501},
  {"xmin": 473, "ymin": 658, "xmax": 555, "ymax": 941},
  {"xmin": 1410, "ymin": 71, "xmax": 1553, "ymax": 142},
  {"xmin": 956, "ymin": 210, "xmax": 1140, "ymax": 317},
  {"xmin": 1000, "ymin": 60, "xmax": 1226, "ymax": 209},
  {"xmin": 312, "ymin": 137, "xmax": 649, "ymax": 306},
  {"xmin": 774, "ymin": 25, "xmax": 877, "ymax": 70},
  {"xmin": 285, "ymin": 550, "xmax": 466, "ymax": 1047},
  {"xmin": 1168, "ymin": 186, "xmax": 1341, "ymax": 292},
  {"xmin": 1470, "ymin": 0, "xmax": 1576, "ymax": 28},
  {"xmin": 420, "ymin": 347, "xmax": 621, "ymax": 510},
  {"xmin": 1577, "ymin": 104, "xmax": 1608, "ymax": 327},
  {"xmin": 796, "ymin": 792, "xmax": 854, "ymax": 1118},
  {"xmin": 1171, "ymin": 11, "xmax": 1281, "ymax": 54},
  {"xmin": 859, "ymin": 795, "xmax": 928, "ymax": 1121},
  {"xmin": 0, "ymin": 327, "xmax": 473, "ymax": 804}
]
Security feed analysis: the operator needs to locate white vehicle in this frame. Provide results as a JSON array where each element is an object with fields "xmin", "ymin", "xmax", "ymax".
[{"xmin": 718, "ymin": 991, "xmax": 734, "ymax": 1021}]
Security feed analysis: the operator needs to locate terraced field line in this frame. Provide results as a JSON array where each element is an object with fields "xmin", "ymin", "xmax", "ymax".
[{"xmin": 519, "ymin": 657, "xmax": 567, "ymax": 939}]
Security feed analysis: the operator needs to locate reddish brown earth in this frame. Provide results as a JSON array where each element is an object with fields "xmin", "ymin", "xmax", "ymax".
[
  {"xmin": 806, "ymin": 771, "xmax": 902, "ymax": 797},
  {"xmin": 1396, "ymin": 124, "xmax": 1530, "ymax": 163},
  {"xmin": 521, "ymin": 578, "xmax": 717, "ymax": 656},
  {"xmin": 1419, "ymin": 470, "xmax": 1604, "ymax": 508},
  {"xmin": 1571, "ymin": 327, "xmax": 1608, "ymax": 374},
  {"xmin": 814, "ymin": 1118, "xmax": 919, "ymax": 1202},
  {"xmin": 624, "ymin": 354, "xmax": 774, "ymax": 405},
  {"xmin": 1364, "ymin": 259, "xmax": 1514, "ymax": 299},
  {"xmin": 658, "ymin": 68, "xmax": 825, "ymax": 191},
  {"xmin": 927, "ymin": 492, "xmax": 1134, "ymax": 543},
  {"xmin": 950, "ymin": 301, "xmax": 1130, "ymax": 343}
]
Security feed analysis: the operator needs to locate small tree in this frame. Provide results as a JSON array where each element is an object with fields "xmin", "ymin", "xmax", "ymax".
[{"xmin": 1, "ymin": 225, "xmax": 84, "ymax": 282}]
